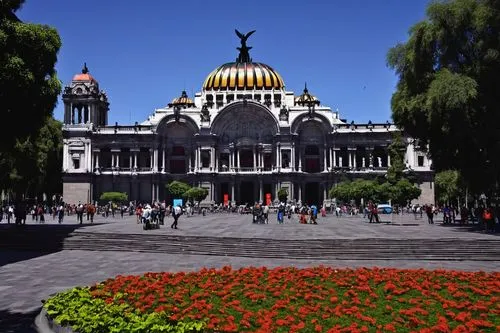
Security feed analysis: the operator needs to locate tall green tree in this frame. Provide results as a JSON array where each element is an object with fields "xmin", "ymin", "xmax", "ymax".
[
  {"xmin": 387, "ymin": 0, "xmax": 500, "ymax": 193},
  {"xmin": 0, "ymin": 0, "xmax": 61, "ymax": 152},
  {"xmin": 386, "ymin": 132, "xmax": 407, "ymax": 184},
  {"xmin": 0, "ymin": 117, "xmax": 62, "ymax": 199},
  {"xmin": 435, "ymin": 170, "xmax": 461, "ymax": 204}
]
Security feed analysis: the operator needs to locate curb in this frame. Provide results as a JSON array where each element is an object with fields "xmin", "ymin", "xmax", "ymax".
[{"xmin": 35, "ymin": 308, "xmax": 75, "ymax": 333}]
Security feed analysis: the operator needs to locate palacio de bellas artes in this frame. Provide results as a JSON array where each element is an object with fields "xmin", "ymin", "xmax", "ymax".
[{"xmin": 61, "ymin": 30, "xmax": 434, "ymax": 206}]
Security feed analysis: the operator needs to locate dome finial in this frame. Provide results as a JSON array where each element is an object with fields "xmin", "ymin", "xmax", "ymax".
[
  {"xmin": 235, "ymin": 29, "xmax": 256, "ymax": 63},
  {"xmin": 82, "ymin": 62, "xmax": 89, "ymax": 74},
  {"xmin": 304, "ymin": 82, "xmax": 308, "ymax": 94}
]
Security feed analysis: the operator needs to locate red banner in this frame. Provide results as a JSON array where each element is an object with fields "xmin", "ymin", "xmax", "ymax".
[
  {"xmin": 223, "ymin": 194, "xmax": 229, "ymax": 206},
  {"xmin": 265, "ymin": 193, "xmax": 272, "ymax": 206}
]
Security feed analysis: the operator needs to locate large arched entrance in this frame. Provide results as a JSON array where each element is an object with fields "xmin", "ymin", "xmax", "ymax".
[{"xmin": 211, "ymin": 101, "xmax": 279, "ymax": 204}]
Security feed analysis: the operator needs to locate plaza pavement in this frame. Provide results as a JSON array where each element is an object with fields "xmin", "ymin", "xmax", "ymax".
[{"xmin": 0, "ymin": 212, "xmax": 498, "ymax": 332}]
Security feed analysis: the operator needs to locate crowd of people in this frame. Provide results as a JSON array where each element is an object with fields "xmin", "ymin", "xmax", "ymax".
[{"xmin": 0, "ymin": 199, "xmax": 498, "ymax": 233}]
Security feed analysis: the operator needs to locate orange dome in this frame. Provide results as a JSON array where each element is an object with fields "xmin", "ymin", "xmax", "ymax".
[{"xmin": 72, "ymin": 63, "xmax": 97, "ymax": 82}]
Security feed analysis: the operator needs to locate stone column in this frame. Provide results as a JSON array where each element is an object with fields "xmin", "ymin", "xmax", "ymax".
[
  {"xmin": 348, "ymin": 150, "xmax": 352, "ymax": 168},
  {"xmin": 194, "ymin": 147, "xmax": 199, "ymax": 171},
  {"xmin": 333, "ymin": 148, "xmax": 338, "ymax": 167},
  {"xmin": 323, "ymin": 184, "xmax": 327, "ymax": 202},
  {"xmin": 116, "ymin": 150, "xmax": 120, "ymax": 169},
  {"xmin": 151, "ymin": 184, "xmax": 155, "ymax": 202},
  {"xmin": 291, "ymin": 142, "xmax": 295, "ymax": 171},
  {"xmin": 387, "ymin": 154, "xmax": 391, "ymax": 167},
  {"xmin": 129, "ymin": 154, "xmax": 133, "ymax": 170},
  {"xmin": 63, "ymin": 142, "xmax": 68, "ymax": 171},
  {"xmin": 298, "ymin": 183, "xmax": 302, "ymax": 202},
  {"xmin": 83, "ymin": 142, "xmax": 89, "ymax": 171},
  {"xmin": 149, "ymin": 149, "xmax": 154, "ymax": 169},
  {"xmin": 298, "ymin": 147, "xmax": 302, "ymax": 171},
  {"xmin": 188, "ymin": 151, "xmax": 192, "ymax": 172},
  {"xmin": 259, "ymin": 180, "xmax": 263, "ymax": 202},
  {"xmin": 162, "ymin": 148, "xmax": 165, "ymax": 172},
  {"xmin": 237, "ymin": 149, "xmax": 240, "ymax": 170},
  {"xmin": 231, "ymin": 182, "xmax": 235, "ymax": 203},
  {"xmin": 95, "ymin": 150, "xmax": 100, "ymax": 169},
  {"xmin": 253, "ymin": 147, "xmax": 256, "ymax": 171},
  {"xmin": 323, "ymin": 144, "xmax": 328, "ymax": 172},
  {"xmin": 211, "ymin": 147, "xmax": 216, "ymax": 171},
  {"xmin": 353, "ymin": 149, "xmax": 357, "ymax": 169},
  {"xmin": 277, "ymin": 144, "xmax": 281, "ymax": 170},
  {"xmin": 215, "ymin": 148, "xmax": 219, "ymax": 172},
  {"xmin": 133, "ymin": 151, "xmax": 138, "ymax": 169}
]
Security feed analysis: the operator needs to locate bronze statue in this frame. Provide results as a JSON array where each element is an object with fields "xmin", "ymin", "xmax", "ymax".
[{"xmin": 235, "ymin": 29, "xmax": 255, "ymax": 63}]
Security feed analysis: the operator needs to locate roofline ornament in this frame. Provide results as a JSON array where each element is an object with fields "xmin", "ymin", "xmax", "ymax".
[{"xmin": 235, "ymin": 29, "xmax": 255, "ymax": 63}]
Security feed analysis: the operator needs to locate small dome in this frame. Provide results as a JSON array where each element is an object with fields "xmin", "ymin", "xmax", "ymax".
[
  {"xmin": 168, "ymin": 90, "xmax": 195, "ymax": 108},
  {"xmin": 203, "ymin": 62, "xmax": 285, "ymax": 91},
  {"xmin": 72, "ymin": 63, "xmax": 97, "ymax": 82},
  {"xmin": 295, "ymin": 83, "xmax": 320, "ymax": 106}
]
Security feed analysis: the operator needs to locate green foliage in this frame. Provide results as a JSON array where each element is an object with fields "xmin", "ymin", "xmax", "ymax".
[
  {"xmin": 390, "ymin": 179, "xmax": 422, "ymax": 206},
  {"xmin": 0, "ymin": 117, "xmax": 62, "ymax": 199},
  {"xmin": 184, "ymin": 187, "xmax": 208, "ymax": 204},
  {"xmin": 330, "ymin": 178, "xmax": 421, "ymax": 206},
  {"xmin": 43, "ymin": 287, "xmax": 206, "ymax": 333},
  {"xmin": 277, "ymin": 188, "xmax": 288, "ymax": 202},
  {"xmin": 386, "ymin": 132, "xmax": 407, "ymax": 184},
  {"xmin": 387, "ymin": 0, "xmax": 500, "ymax": 192},
  {"xmin": 435, "ymin": 170, "xmax": 461, "ymax": 204},
  {"xmin": 100, "ymin": 192, "xmax": 128, "ymax": 203},
  {"xmin": 166, "ymin": 181, "xmax": 192, "ymax": 198},
  {"xmin": 0, "ymin": 1, "xmax": 62, "ymax": 152}
]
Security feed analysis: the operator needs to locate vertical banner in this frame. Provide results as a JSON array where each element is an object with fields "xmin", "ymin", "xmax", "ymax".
[
  {"xmin": 265, "ymin": 193, "xmax": 272, "ymax": 206},
  {"xmin": 223, "ymin": 194, "xmax": 229, "ymax": 206}
]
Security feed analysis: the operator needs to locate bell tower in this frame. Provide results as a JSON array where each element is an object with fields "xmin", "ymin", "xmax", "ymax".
[{"xmin": 62, "ymin": 63, "xmax": 109, "ymax": 126}]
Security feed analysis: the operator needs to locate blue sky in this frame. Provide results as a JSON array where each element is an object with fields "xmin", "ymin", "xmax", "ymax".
[{"xmin": 18, "ymin": 0, "xmax": 429, "ymax": 124}]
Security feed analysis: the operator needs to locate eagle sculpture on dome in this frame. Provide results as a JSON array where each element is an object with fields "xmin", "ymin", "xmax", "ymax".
[{"xmin": 235, "ymin": 29, "xmax": 255, "ymax": 63}]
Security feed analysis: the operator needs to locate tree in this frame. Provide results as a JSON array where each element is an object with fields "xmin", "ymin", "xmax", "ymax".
[
  {"xmin": 184, "ymin": 187, "xmax": 209, "ymax": 206},
  {"xmin": 389, "ymin": 179, "xmax": 422, "ymax": 206},
  {"xmin": 277, "ymin": 188, "xmax": 288, "ymax": 202},
  {"xmin": 387, "ymin": 0, "xmax": 500, "ymax": 193},
  {"xmin": 435, "ymin": 170, "xmax": 461, "ymax": 204},
  {"xmin": 166, "ymin": 181, "xmax": 191, "ymax": 198},
  {"xmin": 100, "ymin": 192, "xmax": 127, "ymax": 203},
  {"xmin": 386, "ymin": 132, "xmax": 407, "ymax": 184},
  {"xmin": 0, "ymin": 1, "xmax": 62, "ymax": 152},
  {"xmin": 0, "ymin": 117, "xmax": 62, "ymax": 200}
]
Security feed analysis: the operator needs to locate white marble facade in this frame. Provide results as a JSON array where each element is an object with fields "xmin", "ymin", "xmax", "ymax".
[{"xmin": 61, "ymin": 41, "xmax": 434, "ymax": 206}]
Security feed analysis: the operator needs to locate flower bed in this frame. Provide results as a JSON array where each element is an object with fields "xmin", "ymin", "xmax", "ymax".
[{"xmin": 44, "ymin": 266, "xmax": 499, "ymax": 333}]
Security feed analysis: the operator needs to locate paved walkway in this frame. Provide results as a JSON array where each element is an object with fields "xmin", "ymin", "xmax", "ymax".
[{"xmin": 0, "ymin": 212, "xmax": 498, "ymax": 332}]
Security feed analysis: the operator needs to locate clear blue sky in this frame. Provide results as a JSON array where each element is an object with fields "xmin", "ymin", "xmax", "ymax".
[{"xmin": 18, "ymin": 0, "xmax": 429, "ymax": 125}]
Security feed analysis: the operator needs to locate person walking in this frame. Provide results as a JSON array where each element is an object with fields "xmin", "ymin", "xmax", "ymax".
[{"xmin": 171, "ymin": 204, "xmax": 182, "ymax": 229}]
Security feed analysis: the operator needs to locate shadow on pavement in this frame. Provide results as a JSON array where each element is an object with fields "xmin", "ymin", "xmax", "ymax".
[
  {"xmin": 438, "ymin": 222, "xmax": 499, "ymax": 236},
  {"xmin": 0, "ymin": 308, "xmax": 39, "ymax": 333},
  {"xmin": 0, "ymin": 223, "xmax": 105, "ymax": 267}
]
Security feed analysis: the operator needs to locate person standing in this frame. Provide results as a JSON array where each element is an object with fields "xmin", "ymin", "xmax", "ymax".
[{"xmin": 171, "ymin": 204, "xmax": 182, "ymax": 229}]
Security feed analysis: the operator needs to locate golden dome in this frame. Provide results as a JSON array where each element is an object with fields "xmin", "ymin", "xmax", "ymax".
[
  {"xmin": 168, "ymin": 90, "xmax": 195, "ymax": 108},
  {"xmin": 294, "ymin": 83, "xmax": 320, "ymax": 106},
  {"xmin": 203, "ymin": 62, "xmax": 285, "ymax": 91}
]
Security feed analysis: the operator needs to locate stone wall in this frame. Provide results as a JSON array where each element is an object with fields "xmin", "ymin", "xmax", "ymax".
[{"xmin": 63, "ymin": 182, "xmax": 91, "ymax": 204}]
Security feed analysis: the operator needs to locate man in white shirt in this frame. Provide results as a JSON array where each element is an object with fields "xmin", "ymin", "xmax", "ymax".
[{"xmin": 171, "ymin": 205, "xmax": 182, "ymax": 229}]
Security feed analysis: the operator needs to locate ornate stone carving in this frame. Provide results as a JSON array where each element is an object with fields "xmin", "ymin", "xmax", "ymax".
[
  {"xmin": 279, "ymin": 106, "xmax": 289, "ymax": 121},
  {"xmin": 200, "ymin": 104, "xmax": 211, "ymax": 122}
]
